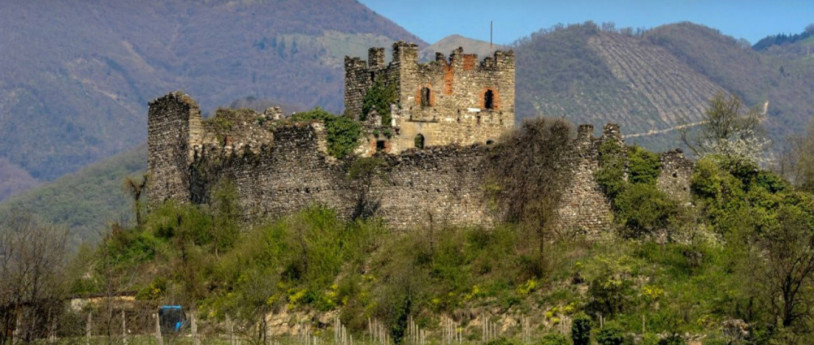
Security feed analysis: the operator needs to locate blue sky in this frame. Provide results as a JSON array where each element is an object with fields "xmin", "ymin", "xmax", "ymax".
[{"xmin": 358, "ymin": 0, "xmax": 813, "ymax": 45}]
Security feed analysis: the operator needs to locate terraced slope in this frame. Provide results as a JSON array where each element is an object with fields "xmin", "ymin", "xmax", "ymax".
[
  {"xmin": 588, "ymin": 32, "xmax": 721, "ymax": 128},
  {"xmin": 515, "ymin": 22, "xmax": 814, "ymax": 152},
  {"xmin": 515, "ymin": 24, "xmax": 724, "ymax": 150}
]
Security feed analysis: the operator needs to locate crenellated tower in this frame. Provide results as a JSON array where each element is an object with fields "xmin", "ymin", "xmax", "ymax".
[{"xmin": 344, "ymin": 41, "xmax": 515, "ymax": 155}]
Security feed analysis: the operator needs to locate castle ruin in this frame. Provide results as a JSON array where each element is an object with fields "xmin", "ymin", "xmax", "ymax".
[{"xmin": 147, "ymin": 42, "xmax": 693, "ymax": 232}]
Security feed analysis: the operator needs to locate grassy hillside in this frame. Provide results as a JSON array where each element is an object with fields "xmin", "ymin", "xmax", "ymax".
[
  {"xmin": 63, "ymin": 132, "xmax": 814, "ymax": 344},
  {"xmin": 514, "ymin": 22, "xmax": 814, "ymax": 153},
  {"xmin": 0, "ymin": 0, "xmax": 424, "ymax": 199}
]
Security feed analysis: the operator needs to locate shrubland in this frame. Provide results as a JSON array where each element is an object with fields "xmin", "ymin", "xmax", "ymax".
[{"xmin": 5, "ymin": 111, "xmax": 814, "ymax": 345}]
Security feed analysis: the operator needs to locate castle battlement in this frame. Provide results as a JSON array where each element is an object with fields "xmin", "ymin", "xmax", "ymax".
[{"xmin": 345, "ymin": 42, "xmax": 515, "ymax": 156}]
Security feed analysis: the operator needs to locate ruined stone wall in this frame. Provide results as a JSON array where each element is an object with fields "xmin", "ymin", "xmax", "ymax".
[
  {"xmin": 190, "ymin": 123, "xmax": 352, "ymax": 220},
  {"xmin": 371, "ymin": 146, "xmax": 495, "ymax": 229},
  {"xmin": 148, "ymin": 92, "xmax": 693, "ymax": 234},
  {"xmin": 187, "ymin": 123, "xmax": 498, "ymax": 228},
  {"xmin": 657, "ymin": 149, "xmax": 694, "ymax": 204},
  {"xmin": 556, "ymin": 125, "xmax": 615, "ymax": 235}
]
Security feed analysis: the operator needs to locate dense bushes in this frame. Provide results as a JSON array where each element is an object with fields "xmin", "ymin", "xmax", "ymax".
[
  {"xmin": 595, "ymin": 141, "xmax": 681, "ymax": 238},
  {"xmin": 291, "ymin": 107, "xmax": 362, "ymax": 158}
]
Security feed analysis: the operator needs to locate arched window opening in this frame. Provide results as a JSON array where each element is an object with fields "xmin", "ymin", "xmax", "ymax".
[
  {"xmin": 415, "ymin": 134, "xmax": 425, "ymax": 149},
  {"xmin": 484, "ymin": 90, "xmax": 495, "ymax": 110},
  {"xmin": 376, "ymin": 140, "xmax": 386, "ymax": 152},
  {"xmin": 420, "ymin": 87, "xmax": 431, "ymax": 108}
]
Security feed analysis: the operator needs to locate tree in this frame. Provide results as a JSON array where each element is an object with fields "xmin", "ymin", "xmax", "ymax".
[
  {"xmin": 0, "ymin": 212, "xmax": 68, "ymax": 344},
  {"xmin": 571, "ymin": 313, "xmax": 592, "ymax": 345},
  {"xmin": 486, "ymin": 118, "xmax": 574, "ymax": 274},
  {"xmin": 682, "ymin": 92, "xmax": 767, "ymax": 163},
  {"xmin": 122, "ymin": 174, "xmax": 148, "ymax": 227},
  {"xmin": 779, "ymin": 118, "xmax": 814, "ymax": 192},
  {"xmin": 754, "ymin": 193, "xmax": 814, "ymax": 328}
]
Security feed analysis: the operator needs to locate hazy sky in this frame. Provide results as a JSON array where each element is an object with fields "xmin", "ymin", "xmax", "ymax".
[{"xmin": 358, "ymin": 0, "xmax": 813, "ymax": 45}]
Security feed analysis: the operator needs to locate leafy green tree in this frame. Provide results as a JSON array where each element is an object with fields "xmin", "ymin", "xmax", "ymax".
[
  {"xmin": 614, "ymin": 184, "xmax": 679, "ymax": 238},
  {"xmin": 754, "ymin": 193, "xmax": 814, "ymax": 328},
  {"xmin": 596, "ymin": 322, "xmax": 625, "ymax": 345},
  {"xmin": 571, "ymin": 313, "xmax": 592, "ymax": 345},
  {"xmin": 627, "ymin": 145, "xmax": 661, "ymax": 185}
]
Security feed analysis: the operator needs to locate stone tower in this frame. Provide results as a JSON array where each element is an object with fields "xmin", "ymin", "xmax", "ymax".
[
  {"xmin": 147, "ymin": 91, "xmax": 203, "ymax": 204},
  {"xmin": 345, "ymin": 42, "xmax": 515, "ymax": 154}
]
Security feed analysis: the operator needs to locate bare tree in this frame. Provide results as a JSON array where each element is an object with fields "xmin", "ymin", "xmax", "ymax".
[
  {"xmin": 778, "ymin": 119, "xmax": 814, "ymax": 192},
  {"xmin": 486, "ymin": 117, "xmax": 574, "ymax": 274},
  {"xmin": 122, "ymin": 174, "xmax": 149, "ymax": 227},
  {"xmin": 0, "ymin": 212, "xmax": 68, "ymax": 344}
]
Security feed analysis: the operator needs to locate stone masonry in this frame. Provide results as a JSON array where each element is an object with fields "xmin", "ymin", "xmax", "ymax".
[{"xmin": 147, "ymin": 42, "xmax": 694, "ymax": 232}]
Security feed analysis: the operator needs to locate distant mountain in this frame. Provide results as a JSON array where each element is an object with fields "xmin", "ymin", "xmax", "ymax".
[
  {"xmin": 420, "ymin": 35, "xmax": 505, "ymax": 61},
  {"xmin": 514, "ymin": 22, "xmax": 814, "ymax": 152},
  {"xmin": 0, "ymin": 0, "xmax": 424, "ymax": 200}
]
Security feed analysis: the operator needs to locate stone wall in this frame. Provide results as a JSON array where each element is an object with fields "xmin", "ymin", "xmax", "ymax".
[
  {"xmin": 657, "ymin": 149, "xmax": 694, "ymax": 204},
  {"xmin": 147, "ymin": 91, "xmax": 694, "ymax": 233},
  {"xmin": 186, "ymin": 122, "xmax": 497, "ymax": 228}
]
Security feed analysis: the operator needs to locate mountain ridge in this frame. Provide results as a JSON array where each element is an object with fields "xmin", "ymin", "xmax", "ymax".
[{"xmin": 0, "ymin": 0, "xmax": 424, "ymax": 200}]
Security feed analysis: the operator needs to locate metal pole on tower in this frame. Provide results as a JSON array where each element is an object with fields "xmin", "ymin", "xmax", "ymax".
[{"xmin": 490, "ymin": 20, "xmax": 493, "ymax": 55}]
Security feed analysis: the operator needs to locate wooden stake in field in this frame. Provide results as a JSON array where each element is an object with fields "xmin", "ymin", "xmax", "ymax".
[
  {"xmin": 122, "ymin": 310, "xmax": 128, "ymax": 345},
  {"xmin": 154, "ymin": 313, "xmax": 164, "ymax": 345},
  {"xmin": 86, "ymin": 312, "xmax": 92, "ymax": 345},
  {"xmin": 191, "ymin": 311, "xmax": 200, "ymax": 345},
  {"xmin": 227, "ymin": 314, "xmax": 235, "ymax": 345}
]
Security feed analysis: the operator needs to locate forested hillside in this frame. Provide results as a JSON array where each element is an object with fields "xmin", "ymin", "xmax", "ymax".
[
  {"xmin": 514, "ymin": 22, "xmax": 814, "ymax": 152},
  {"xmin": 0, "ymin": 0, "xmax": 423, "ymax": 200}
]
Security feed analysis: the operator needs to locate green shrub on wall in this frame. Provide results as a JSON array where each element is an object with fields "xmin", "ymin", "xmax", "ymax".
[{"xmin": 291, "ymin": 107, "xmax": 362, "ymax": 159}]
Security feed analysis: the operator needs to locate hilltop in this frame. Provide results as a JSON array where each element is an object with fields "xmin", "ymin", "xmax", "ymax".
[
  {"xmin": 419, "ymin": 34, "xmax": 505, "ymax": 61},
  {"xmin": 0, "ymin": 0, "xmax": 423, "ymax": 200}
]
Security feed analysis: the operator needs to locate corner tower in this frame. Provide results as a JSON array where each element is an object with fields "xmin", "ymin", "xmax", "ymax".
[
  {"xmin": 147, "ymin": 91, "xmax": 203, "ymax": 204},
  {"xmin": 344, "ymin": 42, "xmax": 515, "ymax": 155}
]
